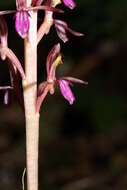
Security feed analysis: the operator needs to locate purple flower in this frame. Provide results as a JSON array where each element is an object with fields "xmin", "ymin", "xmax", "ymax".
[
  {"xmin": 36, "ymin": 43, "xmax": 88, "ymax": 111},
  {"xmin": 62, "ymin": 0, "xmax": 76, "ymax": 9}
]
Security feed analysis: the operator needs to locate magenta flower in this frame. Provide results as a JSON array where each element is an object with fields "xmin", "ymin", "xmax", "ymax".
[
  {"xmin": 62, "ymin": 0, "xmax": 76, "ymax": 9},
  {"xmin": 36, "ymin": 43, "xmax": 87, "ymax": 112}
]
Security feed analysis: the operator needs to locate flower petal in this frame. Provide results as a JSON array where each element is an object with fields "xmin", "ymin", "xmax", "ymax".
[
  {"xmin": 58, "ymin": 79, "xmax": 75, "ymax": 105},
  {"xmin": 54, "ymin": 19, "xmax": 68, "ymax": 43},
  {"xmin": 54, "ymin": 19, "xmax": 84, "ymax": 43},
  {"xmin": 15, "ymin": 10, "xmax": 30, "ymax": 38}
]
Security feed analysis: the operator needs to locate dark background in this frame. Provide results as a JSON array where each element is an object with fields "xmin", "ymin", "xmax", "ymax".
[{"xmin": 0, "ymin": 0, "xmax": 127, "ymax": 189}]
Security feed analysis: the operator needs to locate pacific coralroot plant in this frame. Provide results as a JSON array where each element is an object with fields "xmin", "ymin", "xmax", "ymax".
[{"xmin": 0, "ymin": 0, "xmax": 87, "ymax": 189}]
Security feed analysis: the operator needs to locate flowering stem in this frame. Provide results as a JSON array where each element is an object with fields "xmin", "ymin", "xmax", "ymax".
[{"xmin": 22, "ymin": 0, "xmax": 39, "ymax": 189}]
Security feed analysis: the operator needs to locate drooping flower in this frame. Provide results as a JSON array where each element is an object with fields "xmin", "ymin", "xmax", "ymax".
[
  {"xmin": 54, "ymin": 19, "xmax": 84, "ymax": 43},
  {"xmin": 62, "ymin": 0, "xmax": 76, "ymax": 9},
  {"xmin": 0, "ymin": 0, "xmax": 63, "ymax": 38},
  {"xmin": 36, "ymin": 43, "xmax": 87, "ymax": 112}
]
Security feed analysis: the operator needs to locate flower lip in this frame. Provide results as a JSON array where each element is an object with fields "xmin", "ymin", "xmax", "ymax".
[
  {"xmin": 15, "ymin": 10, "xmax": 30, "ymax": 38},
  {"xmin": 58, "ymin": 79, "xmax": 75, "ymax": 105}
]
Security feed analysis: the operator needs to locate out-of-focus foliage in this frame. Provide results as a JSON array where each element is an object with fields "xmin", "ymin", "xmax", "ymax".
[
  {"xmin": 0, "ymin": 0, "xmax": 15, "ymax": 9},
  {"xmin": 78, "ymin": 0, "xmax": 127, "ymax": 40},
  {"xmin": 0, "ymin": 0, "xmax": 127, "ymax": 190}
]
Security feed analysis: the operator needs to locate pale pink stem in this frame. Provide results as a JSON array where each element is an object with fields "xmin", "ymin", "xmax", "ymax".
[{"xmin": 23, "ymin": 0, "xmax": 39, "ymax": 189}]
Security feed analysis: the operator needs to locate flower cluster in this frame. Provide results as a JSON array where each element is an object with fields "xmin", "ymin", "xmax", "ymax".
[{"xmin": 0, "ymin": 0, "xmax": 87, "ymax": 111}]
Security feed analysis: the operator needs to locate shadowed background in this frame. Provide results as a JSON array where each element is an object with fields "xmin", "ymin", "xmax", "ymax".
[{"xmin": 0, "ymin": 0, "xmax": 127, "ymax": 189}]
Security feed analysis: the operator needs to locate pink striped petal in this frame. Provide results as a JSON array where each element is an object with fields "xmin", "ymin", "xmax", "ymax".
[{"xmin": 15, "ymin": 10, "xmax": 30, "ymax": 38}]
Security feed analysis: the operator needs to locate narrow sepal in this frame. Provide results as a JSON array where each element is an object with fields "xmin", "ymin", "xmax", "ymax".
[
  {"xmin": 46, "ymin": 43, "xmax": 60, "ymax": 75},
  {"xmin": 6, "ymin": 48, "xmax": 25, "ymax": 79},
  {"xmin": 61, "ymin": 77, "xmax": 88, "ymax": 85}
]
